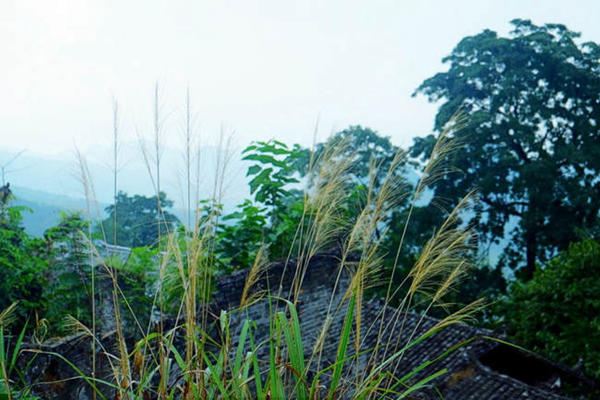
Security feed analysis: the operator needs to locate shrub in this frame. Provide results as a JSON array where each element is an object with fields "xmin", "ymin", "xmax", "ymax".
[{"xmin": 503, "ymin": 239, "xmax": 600, "ymax": 378}]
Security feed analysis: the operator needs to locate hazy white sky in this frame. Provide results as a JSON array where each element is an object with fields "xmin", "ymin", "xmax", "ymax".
[{"xmin": 2, "ymin": 0, "xmax": 600, "ymax": 157}]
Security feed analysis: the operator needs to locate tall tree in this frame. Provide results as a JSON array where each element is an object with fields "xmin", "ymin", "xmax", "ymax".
[
  {"xmin": 0, "ymin": 187, "xmax": 47, "ymax": 326},
  {"xmin": 98, "ymin": 191, "xmax": 180, "ymax": 248},
  {"xmin": 44, "ymin": 212, "xmax": 92, "ymax": 331},
  {"xmin": 313, "ymin": 126, "xmax": 402, "ymax": 191},
  {"xmin": 413, "ymin": 19, "xmax": 600, "ymax": 278}
]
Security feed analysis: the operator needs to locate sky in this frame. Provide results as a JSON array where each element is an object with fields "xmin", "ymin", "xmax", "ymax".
[{"xmin": 2, "ymin": 0, "xmax": 600, "ymax": 160}]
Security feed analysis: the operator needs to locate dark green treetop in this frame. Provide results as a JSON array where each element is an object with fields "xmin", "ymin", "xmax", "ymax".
[
  {"xmin": 414, "ymin": 19, "xmax": 600, "ymax": 278},
  {"xmin": 313, "ymin": 126, "xmax": 404, "ymax": 195},
  {"xmin": 0, "ymin": 195, "xmax": 47, "ymax": 326},
  {"xmin": 502, "ymin": 239, "xmax": 600, "ymax": 380},
  {"xmin": 98, "ymin": 191, "xmax": 180, "ymax": 248}
]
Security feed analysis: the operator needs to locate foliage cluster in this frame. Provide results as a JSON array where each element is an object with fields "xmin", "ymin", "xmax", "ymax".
[{"xmin": 502, "ymin": 239, "xmax": 600, "ymax": 379}]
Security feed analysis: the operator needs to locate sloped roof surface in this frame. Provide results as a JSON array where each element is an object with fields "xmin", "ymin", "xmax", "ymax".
[
  {"xmin": 28, "ymin": 251, "xmax": 595, "ymax": 399},
  {"xmin": 214, "ymin": 254, "xmax": 593, "ymax": 399}
]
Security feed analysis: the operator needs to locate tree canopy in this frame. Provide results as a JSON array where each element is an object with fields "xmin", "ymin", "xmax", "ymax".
[
  {"xmin": 413, "ymin": 19, "xmax": 600, "ymax": 278},
  {"xmin": 0, "ymin": 192, "xmax": 47, "ymax": 325},
  {"xmin": 502, "ymin": 239, "xmax": 600, "ymax": 379},
  {"xmin": 313, "ymin": 126, "xmax": 403, "ymax": 193},
  {"xmin": 98, "ymin": 191, "xmax": 180, "ymax": 248}
]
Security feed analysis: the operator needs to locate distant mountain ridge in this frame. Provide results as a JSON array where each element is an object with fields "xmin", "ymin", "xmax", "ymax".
[
  {"xmin": 10, "ymin": 186, "xmax": 199, "ymax": 237},
  {"xmin": 1, "ymin": 145, "xmax": 251, "ymax": 235},
  {"xmin": 11, "ymin": 186, "xmax": 105, "ymax": 236}
]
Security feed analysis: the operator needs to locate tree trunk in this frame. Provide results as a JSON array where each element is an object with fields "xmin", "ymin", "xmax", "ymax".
[{"xmin": 523, "ymin": 230, "xmax": 537, "ymax": 280}]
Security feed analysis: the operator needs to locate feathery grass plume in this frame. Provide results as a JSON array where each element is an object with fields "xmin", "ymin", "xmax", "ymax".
[
  {"xmin": 381, "ymin": 195, "xmax": 474, "ymax": 337},
  {"xmin": 182, "ymin": 87, "xmax": 197, "ymax": 231},
  {"xmin": 76, "ymin": 150, "xmax": 135, "ymax": 398},
  {"xmin": 78, "ymin": 144, "xmax": 144, "ymax": 397},
  {"xmin": 109, "ymin": 98, "xmax": 134, "ymax": 395},
  {"xmin": 156, "ymin": 128, "xmax": 234, "ymax": 399},
  {"xmin": 164, "ymin": 230, "xmax": 203, "ymax": 398},
  {"xmin": 32, "ymin": 317, "xmax": 49, "ymax": 345},
  {"xmin": 286, "ymin": 136, "xmax": 355, "ymax": 303},
  {"xmin": 136, "ymin": 83, "xmax": 179, "ymax": 399},
  {"xmin": 350, "ymin": 120, "xmax": 478, "ymax": 394},
  {"xmin": 111, "ymin": 98, "xmax": 120, "ymax": 247},
  {"xmin": 414, "ymin": 112, "xmax": 467, "ymax": 200},
  {"xmin": 407, "ymin": 192, "xmax": 475, "ymax": 300},
  {"xmin": 37, "ymin": 94, "xmax": 488, "ymax": 400},
  {"xmin": 61, "ymin": 314, "xmax": 138, "ymax": 399},
  {"xmin": 366, "ymin": 114, "xmax": 466, "ymax": 348},
  {"xmin": 269, "ymin": 138, "xmax": 358, "ymax": 378},
  {"xmin": 344, "ymin": 150, "xmax": 409, "ymax": 333},
  {"xmin": 240, "ymin": 246, "xmax": 268, "ymax": 308},
  {"xmin": 369, "ymin": 194, "xmax": 477, "ymax": 392},
  {"xmin": 0, "ymin": 303, "xmax": 17, "ymax": 329},
  {"xmin": 305, "ymin": 144, "xmax": 410, "ymax": 381},
  {"xmin": 424, "ymin": 298, "xmax": 487, "ymax": 338},
  {"xmin": 61, "ymin": 315, "xmax": 118, "ymax": 371},
  {"xmin": 383, "ymin": 113, "xmax": 467, "ymax": 307},
  {"xmin": 74, "ymin": 148, "xmax": 100, "ymax": 400}
]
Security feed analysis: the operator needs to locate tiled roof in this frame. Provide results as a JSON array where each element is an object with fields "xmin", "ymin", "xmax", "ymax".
[
  {"xmin": 93, "ymin": 240, "xmax": 132, "ymax": 264},
  {"xmin": 28, "ymin": 250, "xmax": 596, "ymax": 399},
  {"xmin": 214, "ymin": 254, "xmax": 596, "ymax": 399}
]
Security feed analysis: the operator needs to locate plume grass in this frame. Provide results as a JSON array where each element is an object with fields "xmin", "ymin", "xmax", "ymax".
[{"xmin": 6, "ymin": 105, "xmax": 486, "ymax": 399}]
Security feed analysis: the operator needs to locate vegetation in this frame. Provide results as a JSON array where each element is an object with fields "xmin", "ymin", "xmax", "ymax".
[
  {"xmin": 0, "ymin": 198, "xmax": 47, "ymax": 327},
  {"xmin": 69, "ymin": 122, "xmax": 482, "ymax": 399},
  {"xmin": 0, "ymin": 17, "xmax": 599, "ymax": 399},
  {"xmin": 1, "ymin": 304, "xmax": 38, "ymax": 400},
  {"xmin": 502, "ymin": 239, "xmax": 600, "ymax": 379},
  {"xmin": 311, "ymin": 126, "xmax": 403, "ymax": 196},
  {"xmin": 44, "ymin": 212, "xmax": 93, "ymax": 332},
  {"xmin": 413, "ymin": 19, "xmax": 600, "ymax": 279},
  {"xmin": 216, "ymin": 199, "xmax": 266, "ymax": 271},
  {"xmin": 0, "ymin": 121, "xmax": 488, "ymax": 398},
  {"xmin": 97, "ymin": 191, "xmax": 180, "ymax": 248}
]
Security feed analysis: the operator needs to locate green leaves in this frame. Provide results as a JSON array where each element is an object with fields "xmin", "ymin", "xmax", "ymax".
[
  {"xmin": 503, "ymin": 240, "xmax": 600, "ymax": 379},
  {"xmin": 276, "ymin": 300, "xmax": 307, "ymax": 400},
  {"xmin": 217, "ymin": 200, "xmax": 267, "ymax": 271},
  {"xmin": 238, "ymin": 140, "xmax": 310, "ymax": 260},
  {"xmin": 0, "ymin": 204, "xmax": 47, "ymax": 330},
  {"xmin": 248, "ymin": 168, "xmax": 275, "ymax": 197},
  {"xmin": 246, "ymin": 164, "xmax": 261, "ymax": 177},
  {"xmin": 328, "ymin": 293, "xmax": 355, "ymax": 400},
  {"xmin": 96, "ymin": 191, "xmax": 180, "ymax": 248},
  {"xmin": 414, "ymin": 19, "xmax": 600, "ymax": 277},
  {"xmin": 242, "ymin": 140, "xmax": 305, "ymax": 209},
  {"xmin": 0, "ymin": 319, "xmax": 38, "ymax": 400}
]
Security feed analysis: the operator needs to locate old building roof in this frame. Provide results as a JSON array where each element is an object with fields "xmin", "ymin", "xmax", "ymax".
[
  {"xmin": 28, "ymin": 251, "xmax": 597, "ymax": 399},
  {"xmin": 214, "ymin": 253, "xmax": 597, "ymax": 399},
  {"xmin": 93, "ymin": 239, "xmax": 132, "ymax": 264}
]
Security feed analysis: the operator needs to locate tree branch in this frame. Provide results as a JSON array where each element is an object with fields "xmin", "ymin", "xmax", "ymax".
[{"xmin": 481, "ymin": 195, "xmax": 526, "ymax": 217}]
